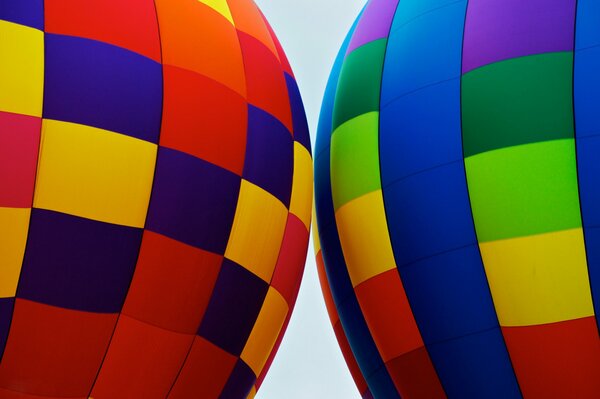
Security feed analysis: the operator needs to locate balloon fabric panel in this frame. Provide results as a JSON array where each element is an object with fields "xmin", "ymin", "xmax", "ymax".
[
  {"xmin": 0, "ymin": 1, "xmax": 312, "ymax": 398},
  {"xmin": 315, "ymin": 0, "xmax": 600, "ymax": 398}
]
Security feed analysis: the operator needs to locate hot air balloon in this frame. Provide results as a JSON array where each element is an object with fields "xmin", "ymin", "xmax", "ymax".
[
  {"xmin": 0, "ymin": 1, "xmax": 312, "ymax": 398},
  {"xmin": 314, "ymin": 0, "xmax": 600, "ymax": 398}
]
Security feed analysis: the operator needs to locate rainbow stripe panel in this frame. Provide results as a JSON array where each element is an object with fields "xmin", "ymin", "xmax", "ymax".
[
  {"xmin": 315, "ymin": 0, "xmax": 600, "ymax": 398},
  {"xmin": 0, "ymin": 1, "xmax": 312, "ymax": 398}
]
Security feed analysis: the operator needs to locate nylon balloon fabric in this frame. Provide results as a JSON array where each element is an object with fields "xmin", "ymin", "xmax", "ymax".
[
  {"xmin": 0, "ymin": 1, "xmax": 312, "ymax": 398},
  {"xmin": 314, "ymin": 0, "xmax": 600, "ymax": 398}
]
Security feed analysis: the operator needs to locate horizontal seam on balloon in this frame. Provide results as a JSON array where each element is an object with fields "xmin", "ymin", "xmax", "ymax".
[
  {"xmin": 575, "ymin": 42, "xmax": 600, "ymax": 52},
  {"xmin": 389, "ymin": 0, "xmax": 466, "ymax": 35},
  {"xmin": 463, "ymin": 136, "xmax": 576, "ymax": 161},
  {"xmin": 396, "ymin": 242, "xmax": 478, "ymax": 270},
  {"xmin": 380, "ymin": 76, "xmax": 460, "ymax": 109},
  {"xmin": 118, "ymin": 310, "xmax": 200, "ymax": 337},
  {"xmin": 381, "ymin": 159, "xmax": 463, "ymax": 191},
  {"xmin": 461, "ymin": 50, "xmax": 574, "ymax": 76},
  {"xmin": 499, "ymin": 314, "xmax": 597, "ymax": 329},
  {"xmin": 575, "ymin": 130, "xmax": 600, "ymax": 140},
  {"xmin": 476, "ymin": 225, "xmax": 585, "ymax": 246}
]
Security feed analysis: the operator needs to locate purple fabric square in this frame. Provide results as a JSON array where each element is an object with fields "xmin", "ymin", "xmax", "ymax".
[
  {"xmin": 18, "ymin": 209, "xmax": 143, "ymax": 313},
  {"xmin": 347, "ymin": 0, "xmax": 400, "ymax": 53},
  {"xmin": 285, "ymin": 74, "xmax": 311, "ymax": 153},
  {"xmin": 243, "ymin": 105, "xmax": 294, "ymax": 207},
  {"xmin": 146, "ymin": 147, "xmax": 241, "ymax": 255},
  {"xmin": 0, "ymin": 0, "xmax": 44, "ymax": 30},
  {"xmin": 219, "ymin": 359, "xmax": 256, "ymax": 399},
  {"xmin": 462, "ymin": 0, "xmax": 576, "ymax": 73},
  {"xmin": 0, "ymin": 297, "xmax": 14, "ymax": 359},
  {"xmin": 43, "ymin": 34, "xmax": 163, "ymax": 143},
  {"xmin": 197, "ymin": 259, "xmax": 268, "ymax": 356}
]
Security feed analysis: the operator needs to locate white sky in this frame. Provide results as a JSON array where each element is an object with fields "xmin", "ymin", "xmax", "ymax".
[{"xmin": 253, "ymin": 1, "xmax": 366, "ymax": 398}]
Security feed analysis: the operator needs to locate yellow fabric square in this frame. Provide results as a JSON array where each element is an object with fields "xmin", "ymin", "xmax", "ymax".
[
  {"xmin": 0, "ymin": 20, "xmax": 44, "ymax": 117},
  {"xmin": 0, "ymin": 207, "xmax": 31, "ymax": 298},
  {"xmin": 289, "ymin": 143, "xmax": 313, "ymax": 231},
  {"xmin": 225, "ymin": 180, "xmax": 288, "ymax": 282},
  {"xmin": 240, "ymin": 287, "xmax": 288, "ymax": 376},
  {"xmin": 480, "ymin": 228, "xmax": 594, "ymax": 326},
  {"xmin": 199, "ymin": 0, "xmax": 234, "ymax": 24},
  {"xmin": 335, "ymin": 190, "xmax": 397, "ymax": 287},
  {"xmin": 33, "ymin": 120, "xmax": 157, "ymax": 228},
  {"xmin": 246, "ymin": 386, "xmax": 257, "ymax": 399},
  {"xmin": 312, "ymin": 203, "xmax": 321, "ymax": 255}
]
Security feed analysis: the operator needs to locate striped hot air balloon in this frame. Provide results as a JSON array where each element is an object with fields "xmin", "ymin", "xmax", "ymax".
[
  {"xmin": 0, "ymin": 1, "xmax": 312, "ymax": 398},
  {"xmin": 314, "ymin": 0, "xmax": 600, "ymax": 398}
]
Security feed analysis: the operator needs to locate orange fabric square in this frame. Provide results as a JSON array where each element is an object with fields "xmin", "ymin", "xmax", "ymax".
[
  {"xmin": 238, "ymin": 32, "xmax": 292, "ymax": 132},
  {"xmin": 386, "ymin": 347, "xmax": 447, "ymax": 399},
  {"xmin": 168, "ymin": 336, "xmax": 237, "ymax": 399},
  {"xmin": 90, "ymin": 315, "xmax": 193, "ymax": 398},
  {"xmin": 160, "ymin": 65, "xmax": 248, "ymax": 175},
  {"xmin": 122, "ymin": 231, "xmax": 223, "ymax": 334},
  {"xmin": 0, "ymin": 111, "xmax": 40, "ymax": 208},
  {"xmin": 354, "ymin": 269, "xmax": 423, "ymax": 361},
  {"xmin": 502, "ymin": 316, "xmax": 600, "ymax": 398},
  {"xmin": 0, "ymin": 299, "xmax": 116, "ymax": 398},
  {"xmin": 45, "ymin": 0, "xmax": 161, "ymax": 62},
  {"xmin": 227, "ymin": 0, "xmax": 278, "ymax": 57},
  {"xmin": 156, "ymin": 0, "xmax": 246, "ymax": 96}
]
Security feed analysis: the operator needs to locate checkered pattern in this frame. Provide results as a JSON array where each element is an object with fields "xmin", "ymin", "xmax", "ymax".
[
  {"xmin": 0, "ymin": 1, "xmax": 312, "ymax": 398},
  {"xmin": 315, "ymin": 0, "xmax": 600, "ymax": 398}
]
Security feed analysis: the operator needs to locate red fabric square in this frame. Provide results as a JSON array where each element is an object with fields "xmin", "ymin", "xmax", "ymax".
[
  {"xmin": 90, "ymin": 315, "xmax": 193, "ymax": 398},
  {"xmin": 160, "ymin": 65, "xmax": 248, "ymax": 175},
  {"xmin": 502, "ymin": 316, "xmax": 600, "ymax": 398},
  {"xmin": 270, "ymin": 214, "xmax": 309, "ymax": 304},
  {"xmin": 44, "ymin": 0, "xmax": 161, "ymax": 62},
  {"xmin": 0, "ymin": 111, "xmax": 40, "ymax": 208},
  {"xmin": 0, "ymin": 299, "xmax": 116, "ymax": 398},
  {"xmin": 168, "ymin": 336, "xmax": 237, "ymax": 398},
  {"xmin": 386, "ymin": 347, "xmax": 446, "ymax": 399},
  {"xmin": 122, "ymin": 231, "xmax": 223, "ymax": 334},
  {"xmin": 354, "ymin": 269, "xmax": 423, "ymax": 361},
  {"xmin": 237, "ymin": 32, "xmax": 293, "ymax": 132}
]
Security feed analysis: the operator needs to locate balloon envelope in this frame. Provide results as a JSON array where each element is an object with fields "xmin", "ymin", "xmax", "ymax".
[
  {"xmin": 315, "ymin": 0, "xmax": 600, "ymax": 398},
  {"xmin": 0, "ymin": 1, "xmax": 312, "ymax": 398}
]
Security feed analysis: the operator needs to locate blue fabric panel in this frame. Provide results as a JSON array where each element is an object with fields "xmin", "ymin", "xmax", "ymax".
[
  {"xmin": 398, "ymin": 245, "xmax": 500, "ymax": 344},
  {"xmin": 574, "ymin": 46, "xmax": 600, "ymax": 137},
  {"xmin": 384, "ymin": 161, "xmax": 477, "ymax": 266},
  {"xmin": 391, "ymin": 0, "xmax": 467, "ymax": 31},
  {"xmin": 366, "ymin": 363, "xmax": 402, "ymax": 399},
  {"xmin": 381, "ymin": 1, "xmax": 467, "ymax": 106},
  {"xmin": 380, "ymin": 78, "xmax": 463, "ymax": 185},
  {"xmin": 428, "ymin": 328, "xmax": 522, "ymax": 399},
  {"xmin": 575, "ymin": 0, "xmax": 600, "ymax": 50}
]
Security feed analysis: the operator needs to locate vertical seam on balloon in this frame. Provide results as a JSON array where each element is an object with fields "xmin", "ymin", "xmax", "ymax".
[
  {"xmin": 374, "ymin": 1, "xmax": 450, "ymax": 397},
  {"xmin": 162, "ymin": 1, "xmax": 255, "ymax": 397},
  {"xmin": 570, "ymin": 0, "xmax": 599, "ymax": 338},
  {"xmin": 339, "ymin": 4, "xmax": 403, "ymax": 395},
  {"xmin": 0, "ymin": 4, "xmax": 47, "ymax": 364},
  {"xmin": 319, "ymin": 4, "xmax": 396, "ymax": 397},
  {"xmin": 84, "ymin": 0, "xmax": 166, "ymax": 396},
  {"xmin": 457, "ymin": 1, "xmax": 524, "ymax": 397}
]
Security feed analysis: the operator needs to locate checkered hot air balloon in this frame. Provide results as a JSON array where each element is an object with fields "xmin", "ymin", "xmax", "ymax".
[
  {"xmin": 314, "ymin": 0, "xmax": 600, "ymax": 398},
  {"xmin": 0, "ymin": 1, "xmax": 312, "ymax": 398}
]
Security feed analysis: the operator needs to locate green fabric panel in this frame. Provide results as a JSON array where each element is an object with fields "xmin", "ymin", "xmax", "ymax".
[
  {"xmin": 330, "ymin": 112, "xmax": 381, "ymax": 210},
  {"xmin": 462, "ymin": 52, "xmax": 574, "ymax": 158},
  {"xmin": 332, "ymin": 39, "xmax": 387, "ymax": 130},
  {"xmin": 465, "ymin": 139, "xmax": 582, "ymax": 242}
]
